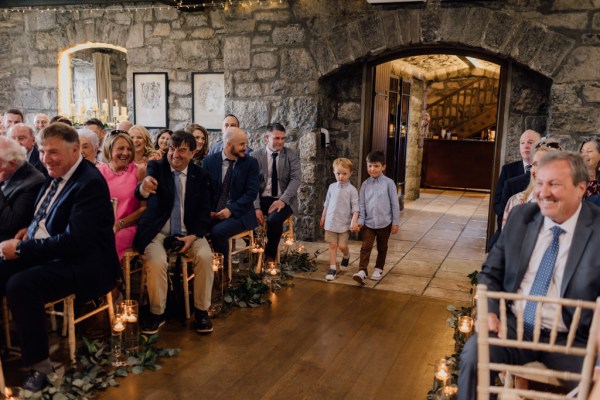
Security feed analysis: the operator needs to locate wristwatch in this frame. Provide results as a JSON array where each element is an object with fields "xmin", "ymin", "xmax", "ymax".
[{"xmin": 15, "ymin": 240, "xmax": 22, "ymax": 257}]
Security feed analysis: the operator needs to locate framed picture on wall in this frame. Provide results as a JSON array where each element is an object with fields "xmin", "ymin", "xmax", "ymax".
[
  {"xmin": 192, "ymin": 72, "xmax": 225, "ymax": 130},
  {"xmin": 133, "ymin": 72, "xmax": 169, "ymax": 128}
]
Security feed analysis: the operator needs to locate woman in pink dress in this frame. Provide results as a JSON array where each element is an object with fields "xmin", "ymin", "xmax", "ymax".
[{"xmin": 98, "ymin": 132, "xmax": 146, "ymax": 260}]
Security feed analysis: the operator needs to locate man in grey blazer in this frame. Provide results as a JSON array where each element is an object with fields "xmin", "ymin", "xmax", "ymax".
[
  {"xmin": 0, "ymin": 136, "xmax": 44, "ymax": 241},
  {"xmin": 458, "ymin": 151, "xmax": 600, "ymax": 399},
  {"xmin": 252, "ymin": 123, "xmax": 301, "ymax": 261}
]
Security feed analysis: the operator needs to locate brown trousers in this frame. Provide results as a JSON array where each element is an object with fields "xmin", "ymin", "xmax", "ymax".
[{"xmin": 358, "ymin": 224, "xmax": 392, "ymax": 272}]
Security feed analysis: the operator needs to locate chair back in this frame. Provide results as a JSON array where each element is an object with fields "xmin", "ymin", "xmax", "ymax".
[{"xmin": 476, "ymin": 284, "xmax": 599, "ymax": 400}]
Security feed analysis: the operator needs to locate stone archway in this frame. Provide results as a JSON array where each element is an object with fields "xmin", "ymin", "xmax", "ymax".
[{"xmin": 57, "ymin": 42, "xmax": 128, "ymax": 116}]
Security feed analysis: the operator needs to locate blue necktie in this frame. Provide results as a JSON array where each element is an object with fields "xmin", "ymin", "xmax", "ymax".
[
  {"xmin": 27, "ymin": 178, "xmax": 63, "ymax": 239},
  {"xmin": 523, "ymin": 225, "xmax": 565, "ymax": 339},
  {"xmin": 170, "ymin": 171, "xmax": 182, "ymax": 235},
  {"xmin": 271, "ymin": 152, "xmax": 278, "ymax": 197}
]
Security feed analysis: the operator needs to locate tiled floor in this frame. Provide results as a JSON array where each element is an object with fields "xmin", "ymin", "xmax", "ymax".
[{"xmin": 293, "ymin": 189, "xmax": 489, "ymax": 304}]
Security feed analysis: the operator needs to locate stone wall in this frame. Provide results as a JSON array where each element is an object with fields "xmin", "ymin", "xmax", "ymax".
[{"xmin": 2, "ymin": 1, "xmax": 600, "ymax": 238}]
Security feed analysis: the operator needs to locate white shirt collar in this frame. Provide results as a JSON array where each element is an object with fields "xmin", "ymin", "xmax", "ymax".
[{"xmin": 542, "ymin": 202, "xmax": 582, "ymax": 235}]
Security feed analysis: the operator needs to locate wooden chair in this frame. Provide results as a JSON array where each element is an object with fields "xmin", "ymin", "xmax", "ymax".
[
  {"xmin": 2, "ymin": 292, "xmax": 114, "ymax": 363},
  {"xmin": 476, "ymin": 284, "xmax": 599, "ymax": 400},
  {"xmin": 121, "ymin": 248, "xmax": 142, "ymax": 300},
  {"xmin": 227, "ymin": 230, "xmax": 255, "ymax": 281},
  {"xmin": 138, "ymin": 254, "xmax": 195, "ymax": 320}
]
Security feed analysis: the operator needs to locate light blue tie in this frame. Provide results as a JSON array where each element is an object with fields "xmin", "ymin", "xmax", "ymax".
[
  {"xmin": 170, "ymin": 171, "xmax": 182, "ymax": 235},
  {"xmin": 523, "ymin": 225, "xmax": 565, "ymax": 339}
]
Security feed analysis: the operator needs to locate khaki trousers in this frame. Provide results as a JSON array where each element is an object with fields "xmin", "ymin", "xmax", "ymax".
[{"xmin": 143, "ymin": 231, "xmax": 213, "ymax": 315}]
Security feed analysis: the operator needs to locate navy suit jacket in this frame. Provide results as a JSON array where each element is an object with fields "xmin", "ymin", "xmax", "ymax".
[
  {"xmin": 501, "ymin": 172, "xmax": 530, "ymax": 213},
  {"xmin": 28, "ymin": 144, "xmax": 48, "ymax": 177},
  {"xmin": 0, "ymin": 162, "xmax": 45, "ymax": 241},
  {"xmin": 133, "ymin": 158, "xmax": 212, "ymax": 251},
  {"xmin": 493, "ymin": 160, "xmax": 525, "ymax": 226},
  {"xmin": 18, "ymin": 159, "xmax": 120, "ymax": 301},
  {"xmin": 481, "ymin": 201, "xmax": 600, "ymax": 342},
  {"xmin": 203, "ymin": 152, "xmax": 259, "ymax": 230}
]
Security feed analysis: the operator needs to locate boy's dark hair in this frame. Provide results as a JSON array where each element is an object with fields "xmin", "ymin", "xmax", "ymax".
[{"xmin": 366, "ymin": 150, "xmax": 386, "ymax": 165}]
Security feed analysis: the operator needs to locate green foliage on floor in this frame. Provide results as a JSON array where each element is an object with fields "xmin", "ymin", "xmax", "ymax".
[
  {"xmin": 426, "ymin": 271, "xmax": 478, "ymax": 400},
  {"xmin": 18, "ymin": 335, "xmax": 179, "ymax": 399}
]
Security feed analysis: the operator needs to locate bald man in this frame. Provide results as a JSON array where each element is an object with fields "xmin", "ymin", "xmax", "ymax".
[
  {"xmin": 33, "ymin": 114, "xmax": 50, "ymax": 134},
  {"xmin": 7, "ymin": 123, "xmax": 47, "ymax": 176},
  {"xmin": 203, "ymin": 127, "xmax": 259, "ymax": 273}
]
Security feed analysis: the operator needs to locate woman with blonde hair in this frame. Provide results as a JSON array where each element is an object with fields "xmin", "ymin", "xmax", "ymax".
[
  {"xmin": 129, "ymin": 124, "xmax": 159, "ymax": 168},
  {"xmin": 98, "ymin": 132, "xmax": 146, "ymax": 260}
]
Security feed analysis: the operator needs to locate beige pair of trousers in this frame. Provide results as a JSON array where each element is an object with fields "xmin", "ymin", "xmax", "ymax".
[{"xmin": 143, "ymin": 231, "xmax": 213, "ymax": 315}]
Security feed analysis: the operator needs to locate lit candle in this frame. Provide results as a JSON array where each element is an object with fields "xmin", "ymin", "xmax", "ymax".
[
  {"xmin": 79, "ymin": 101, "xmax": 85, "ymax": 116},
  {"xmin": 125, "ymin": 307, "xmax": 137, "ymax": 323},
  {"xmin": 434, "ymin": 358, "xmax": 450, "ymax": 381},
  {"xmin": 70, "ymin": 102, "xmax": 76, "ymax": 116},
  {"xmin": 458, "ymin": 316, "xmax": 473, "ymax": 334},
  {"xmin": 113, "ymin": 320, "xmax": 125, "ymax": 332},
  {"xmin": 120, "ymin": 106, "xmax": 127, "ymax": 118},
  {"xmin": 92, "ymin": 101, "xmax": 99, "ymax": 112},
  {"xmin": 102, "ymin": 99, "xmax": 109, "ymax": 114},
  {"xmin": 113, "ymin": 106, "xmax": 119, "ymax": 120},
  {"xmin": 270, "ymin": 268, "xmax": 278, "ymax": 276}
]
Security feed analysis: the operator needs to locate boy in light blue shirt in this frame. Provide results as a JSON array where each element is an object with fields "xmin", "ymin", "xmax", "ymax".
[
  {"xmin": 353, "ymin": 151, "xmax": 400, "ymax": 285},
  {"xmin": 320, "ymin": 158, "xmax": 359, "ymax": 281}
]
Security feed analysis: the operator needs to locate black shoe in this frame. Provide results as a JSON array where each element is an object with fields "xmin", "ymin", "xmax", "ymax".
[
  {"xmin": 194, "ymin": 309, "xmax": 213, "ymax": 334},
  {"xmin": 340, "ymin": 256, "xmax": 350, "ymax": 270},
  {"xmin": 22, "ymin": 370, "xmax": 49, "ymax": 392},
  {"xmin": 140, "ymin": 312, "xmax": 165, "ymax": 335}
]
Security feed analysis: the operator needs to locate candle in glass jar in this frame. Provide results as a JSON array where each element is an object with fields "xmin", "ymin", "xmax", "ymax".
[
  {"xmin": 113, "ymin": 320, "xmax": 125, "ymax": 332},
  {"xmin": 458, "ymin": 316, "xmax": 473, "ymax": 334},
  {"xmin": 125, "ymin": 307, "xmax": 137, "ymax": 323}
]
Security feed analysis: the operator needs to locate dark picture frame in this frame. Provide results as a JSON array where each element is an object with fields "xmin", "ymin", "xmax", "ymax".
[
  {"xmin": 192, "ymin": 72, "xmax": 225, "ymax": 130},
  {"xmin": 133, "ymin": 72, "xmax": 168, "ymax": 128}
]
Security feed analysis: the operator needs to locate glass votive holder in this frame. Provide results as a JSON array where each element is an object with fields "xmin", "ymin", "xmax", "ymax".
[
  {"xmin": 116, "ymin": 300, "xmax": 139, "ymax": 354},
  {"xmin": 434, "ymin": 358, "xmax": 450, "ymax": 382},
  {"xmin": 458, "ymin": 315, "xmax": 474, "ymax": 334}
]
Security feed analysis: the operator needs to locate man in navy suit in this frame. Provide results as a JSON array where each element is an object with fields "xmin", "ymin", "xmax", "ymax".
[
  {"xmin": 489, "ymin": 129, "xmax": 540, "ymax": 249},
  {"xmin": 459, "ymin": 151, "xmax": 600, "ymax": 399},
  {"xmin": 134, "ymin": 130, "xmax": 214, "ymax": 335},
  {"xmin": 204, "ymin": 127, "xmax": 259, "ymax": 272},
  {"xmin": 0, "ymin": 136, "xmax": 45, "ymax": 241},
  {"xmin": 0, "ymin": 122, "xmax": 119, "ymax": 392},
  {"xmin": 252, "ymin": 123, "xmax": 301, "ymax": 261}
]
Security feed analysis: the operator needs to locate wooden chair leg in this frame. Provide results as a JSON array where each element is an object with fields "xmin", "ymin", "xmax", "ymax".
[
  {"xmin": 123, "ymin": 253, "xmax": 132, "ymax": 300},
  {"xmin": 181, "ymin": 259, "xmax": 191, "ymax": 320},
  {"xmin": 66, "ymin": 295, "xmax": 76, "ymax": 364},
  {"xmin": 2, "ymin": 297, "xmax": 11, "ymax": 350}
]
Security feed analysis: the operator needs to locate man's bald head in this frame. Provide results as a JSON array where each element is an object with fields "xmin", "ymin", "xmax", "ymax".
[
  {"xmin": 520, "ymin": 129, "xmax": 541, "ymax": 164},
  {"xmin": 223, "ymin": 127, "xmax": 248, "ymax": 160}
]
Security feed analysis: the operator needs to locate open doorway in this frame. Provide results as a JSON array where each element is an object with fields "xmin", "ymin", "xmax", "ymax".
[{"xmin": 368, "ymin": 54, "xmax": 502, "ymax": 202}]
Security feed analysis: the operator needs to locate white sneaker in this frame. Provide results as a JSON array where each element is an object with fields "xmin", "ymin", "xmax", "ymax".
[
  {"xmin": 353, "ymin": 270, "xmax": 366, "ymax": 286},
  {"xmin": 370, "ymin": 268, "xmax": 383, "ymax": 281},
  {"xmin": 325, "ymin": 269, "xmax": 337, "ymax": 281}
]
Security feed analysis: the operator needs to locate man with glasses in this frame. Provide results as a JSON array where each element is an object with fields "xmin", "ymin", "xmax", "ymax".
[
  {"xmin": 134, "ymin": 130, "xmax": 214, "ymax": 335},
  {"xmin": 490, "ymin": 129, "xmax": 541, "ymax": 250}
]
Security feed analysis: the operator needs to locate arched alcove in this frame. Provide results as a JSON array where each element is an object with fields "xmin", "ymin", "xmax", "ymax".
[{"xmin": 57, "ymin": 42, "xmax": 127, "ymax": 120}]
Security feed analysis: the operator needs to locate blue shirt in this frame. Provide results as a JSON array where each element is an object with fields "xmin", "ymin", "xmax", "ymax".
[
  {"xmin": 358, "ymin": 174, "xmax": 401, "ymax": 229},
  {"xmin": 323, "ymin": 181, "xmax": 359, "ymax": 233}
]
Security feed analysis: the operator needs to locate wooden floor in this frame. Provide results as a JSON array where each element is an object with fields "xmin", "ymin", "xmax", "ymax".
[{"xmin": 90, "ymin": 279, "xmax": 454, "ymax": 400}]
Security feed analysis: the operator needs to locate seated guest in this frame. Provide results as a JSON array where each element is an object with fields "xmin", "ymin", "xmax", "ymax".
[
  {"xmin": 7, "ymin": 123, "xmax": 47, "ymax": 176},
  {"xmin": 502, "ymin": 139, "xmax": 561, "ymax": 226},
  {"xmin": 204, "ymin": 127, "xmax": 259, "ymax": 272},
  {"xmin": 154, "ymin": 129, "xmax": 172, "ymax": 159},
  {"xmin": 33, "ymin": 114, "xmax": 50, "ymax": 135},
  {"xmin": 2, "ymin": 108, "xmax": 24, "ymax": 135},
  {"xmin": 580, "ymin": 137, "xmax": 600, "ymax": 197},
  {"xmin": 208, "ymin": 114, "xmax": 240, "ymax": 155},
  {"xmin": 77, "ymin": 127, "xmax": 102, "ymax": 166},
  {"xmin": 116, "ymin": 120, "xmax": 133, "ymax": 133},
  {"xmin": 458, "ymin": 151, "xmax": 600, "ymax": 399},
  {"xmin": 84, "ymin": 118, "xmax": 107, "ymax": 161},
  {"xmin": 99, "ymin": 132, "xmax": 146, "ymax": 260},
  {"xmin": 134, "ymin": 131, "xmax": 213, "ymax": 334},
  {"xmin": 252, "ymin": 123, "xmax": 301, "ymax": 261},
  {"xmin": 0, "ymin": 136, "xmax": 45, "ymax": 241},
  {"xmin": 0, "ymin": 122, "xmax": 119, "ymax": 392},
  {"xmin": 130, "ymin": 125, "xmax": 160, "ymax": 169},
  {"xmin": 50, "ymin": 115, "xmax": 73, "ymax": 125},
  {"xmin": 185, "ymin": 123, "xmax": 209, "ymax": 166}
]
